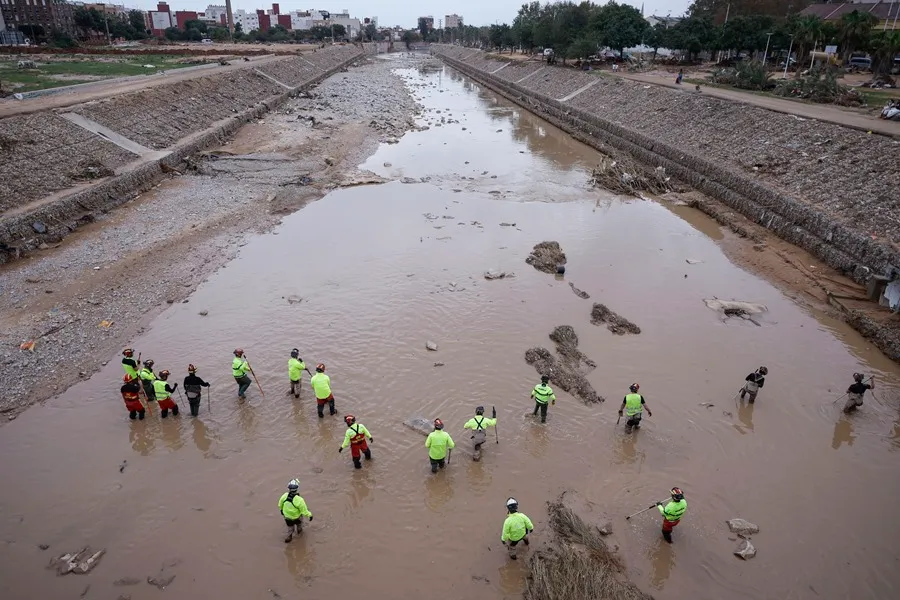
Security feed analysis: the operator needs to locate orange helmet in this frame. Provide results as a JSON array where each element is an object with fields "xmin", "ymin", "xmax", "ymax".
[
  {"xmin": 188, "ymin": 364, "xmax": 197, "ymax": 373},
  {"xmin": 234, "ymin": 348, "xmax": 244, "ymax": 356},
  {"xmin": 316, "ymin": 363, "xmax": 325, "ymax": 372},
  {"xmin": 434, "ymin": 418, "xmax": 444, "ymax": 430},
  {"xmin": 345, "ymin": 414, "xmax": 356, "ymax": 426},
  {"xmin": 123, "ymin": 348, "xmax": 134, "ymax": 356},
  {"xmin": 123, "ymin": 374, "xmax": 134, "ymax": 383}
]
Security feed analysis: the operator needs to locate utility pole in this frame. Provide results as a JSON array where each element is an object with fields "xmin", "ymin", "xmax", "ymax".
[
  {"xmin": 225, "ymin": 0, "xmax": 234, "ymax": 40},
  {"xmin": 783, "ymin": 35, "xmax": 794, "ymax": 79},
  {"xmin": 762, "ymin": 32, "xmax": 773, "ymax": 66},
  {"xmin": 103, "ymin": 9, "xmax": 111, "ymax": 45}
]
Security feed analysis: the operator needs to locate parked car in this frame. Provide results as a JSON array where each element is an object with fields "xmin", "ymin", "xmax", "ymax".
[{"xmin": 847, "ymin": 56, "xmax": 871, "ymax": 71}]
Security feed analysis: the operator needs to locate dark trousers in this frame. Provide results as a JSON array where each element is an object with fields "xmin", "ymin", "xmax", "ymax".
[
  {"xmin": 188, "ymin": 397, "xmax": 201, "ymax": 417},
  {"xmin": 235, "ymin": 375, "xmax": 252, "ymax": 398},
  {"xmin": 430, "ymin": 457, "xmax": 446, "ymax": 473},
  {"xmin": 626, "ymin": 413, "xmax": 642, "ymax": 429},
  {"xmin": 533, "ymin": 402, "xmax": 548, "ymax": 422},
  {"xmin": 316, "ymin": 397, "xmax": 336, "ymax": 418},
  {"xmin": 129, "ymin": 410, "xmax": 146, "ymax": 420},
  {"xmin": 290, "ymin": 379, "xmax": 301, "ymax": 397},
  {"xmin": 161, "ymin": 405, "xmax": 179, "ymax": 418}
]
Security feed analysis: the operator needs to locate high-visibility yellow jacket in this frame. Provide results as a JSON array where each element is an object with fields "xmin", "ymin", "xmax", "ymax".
[
  {"xmin": 464, "ymin": 416, "xmax": 497, "ymax": 431},
  {"xmin": 278, "ymin": 493, "xmax": 312, "ymax": 520},
  {"xmin": 658, "ymin": 499, "xmax": 687, "ymax": 522},
  {"xmin": 501, "ymin": 512, "xmax": 534, "ymax": 542},
  {"xmin": 425, "ymin": 430, "xmax": 455, "ymax": 460}
]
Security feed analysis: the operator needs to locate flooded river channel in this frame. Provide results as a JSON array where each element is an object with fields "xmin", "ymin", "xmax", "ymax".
[{"xmin": 1, "ymin": 58, "xmax": 899, "ymax": 600}]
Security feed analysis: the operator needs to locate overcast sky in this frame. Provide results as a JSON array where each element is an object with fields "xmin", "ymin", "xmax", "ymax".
[{"xmin": 134, "ymin": 1, "xmax": 692, "ymax": 28}]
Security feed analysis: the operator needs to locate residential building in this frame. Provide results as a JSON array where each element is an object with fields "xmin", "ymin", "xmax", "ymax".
[
  {"xmin": 234, "ymin": 8, "xmax": 259, "ymax": 31},
  {"xmin": 174, "ymin": 10, "xmax": 197, "ymax": 30},
  {"xmin": 800, "ymin": 1, "xmax": 899, "ymax": 29},
  {"xmin": 0, "ymin": 0, "xmax": 77, "ymax": 37},
  {"xmin": 83, "ymin": 3, "xmax": 127, "ymax": 16},
  {"xmin": 445, "ymin": 14, "xmax": 462, "ymax": 29},
  {"xmin": 419, "ymin": 15, "xmax": 434, "ymax": 30},
  {"xmin": 148, "ymin": 1, "xmax": 173, "ymax": 36},
  {"xmin": 197, "ymin": 4, "xmax": 227, "ymax": 27}
]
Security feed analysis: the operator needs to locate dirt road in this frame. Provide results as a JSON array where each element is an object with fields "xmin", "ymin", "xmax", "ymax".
[{"xmin": 1, "ymin": 55, "xmax": 899, "ymax": 600}]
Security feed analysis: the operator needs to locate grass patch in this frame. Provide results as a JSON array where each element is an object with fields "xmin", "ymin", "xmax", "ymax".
[{"xmin": 0, "ymin": 55, "xmax": 201, "ymax": 93}]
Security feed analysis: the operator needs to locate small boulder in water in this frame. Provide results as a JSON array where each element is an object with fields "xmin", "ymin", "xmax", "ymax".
[
  {"xmin": 734, "ymin": 539, "xmax": 757, "ymax": 560},
  {"xmin": 727, "ymin": 518, "xmax": 759, "ymax": 538},
  {"xmin": 425, "ymin": 340, "xmax": 438, "ymax": 351}
]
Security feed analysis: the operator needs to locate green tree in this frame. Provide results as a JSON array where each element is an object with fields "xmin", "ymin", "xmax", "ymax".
[
  {"xmin": 210, "ymin": 27, "xmax": 229, "ymax": 41},
  {"xmin": 402, "ymin": 29, "xmax": 421, "ymax": 49},
  {"xmin": 839, "ymin": 10, "xmax": 878, "ymax": 61},
  {"xmin": 512, "ymin": 1, "xmax": 542, "ymax": 51},
  {"xmin": 489, "ymin": 23, "xmax": 512, "ymax": 51},
  {"xmin": 567, "ymin": 36, "xmax": 597, "ymax": 60},
  {"xmin": 787, "ymin": 14, "xmax": 823, "ymax": 68},
  {"xmin": 364, "ymin": 23, "xmax": 379, "ymax": 41},
  {"xmin": 593, "ymin": 1, "xmax": 648, "ymax": 58},
  {"xmin": 870, "ymin": 30, "xmax": 900, "ymax": 74},
  {"xmin": 667, "ymin": 16, "xmax": 717, "ymax": 61},
  {"xmin": 418, "ymin": 17, "xmax": 430, "ymax": 41},
  {"xmin": 128, "ymin": 10, "xmax": 147, "ymax": 37}
]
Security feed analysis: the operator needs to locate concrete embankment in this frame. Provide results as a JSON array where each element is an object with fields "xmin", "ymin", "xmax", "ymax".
[
  {"xmin": 434, "ymin": 46, "xmax": 900, "ymax": 360},
  {"xmin": 0, "ymin": 44, "xmax": 366, "ymax": 258}
]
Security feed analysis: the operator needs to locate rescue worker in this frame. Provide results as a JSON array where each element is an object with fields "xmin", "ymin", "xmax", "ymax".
[
  {"xmin": 463, "ymin": 406, "xmax": 497, "ymax": 461},
  {"xmin": 278, "ymin": 479, "xmax": 313, "ymax": 543},
  {"xmin": 618, "ymin": 383, "xmax": 652, "ymax": 431},
  {"xmin": 122, "ymin": 348, "xmax": 139, "ymax": 380},
  {"xmin": 121, "ymin": 374, "xmax": 145, "ymax": 420},
  {"xmin": 153, "ymin": 370, "xmax": 179, "ymax": 418},
  {"xmin": 183, "ymin": 364, "xmax": 210, "ymax": 417},
  {"xmin": 139, "ymin": 359, "xmax": 157, "ymax": 402},
  {"xmin": 425, "ymin": 419, "xmax": 455, "ymax": 473},
  {"xmin": 739, "ymin": 366, "xmax": 768, "ymax": 403},
  {"xmin": 310, "ymin": 363, "xmax": 336, "ymax": 418},
  {"xmin": 232, "ymin": 348, "xmax": 252, "ymax": 400},
  {"xmin": 500, "ymin": 497, "xmax": 534, "ymax": 560},
  {"xmin": 339, "ymin": 414, "xmax": 373, "ymax": 469},
  {"xmin": 531, "ymin": 375, "xmax": 556, "ymax": 423},
  {"xmin": 657, "ymin": 487, "xmax": 687, "ymax": 543},
  {"xmin": 844, "ymin": 372, "xmax": 875, "ymax": 413},
  {"xmin": 288, "ymin": 349, "xmax": 311, "ymax": 398}
]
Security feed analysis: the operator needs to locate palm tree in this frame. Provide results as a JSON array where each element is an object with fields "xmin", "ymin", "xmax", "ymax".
[
  {"xmin": 870, "ymin": 30, "xmax": 900, "ymax": 75},
  {"xmin": 839, "ymin": 10, "xmax": 878, "ymax": 61},
  {"xmin": 791, "ymin": 15, "xmax": 823, "ymax": 70}
]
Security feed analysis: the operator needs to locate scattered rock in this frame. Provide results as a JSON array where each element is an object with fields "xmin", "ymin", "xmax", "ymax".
[
  {"xmin": 166, "ymin": 299, "xmax": 175, "ymax": 304},
  {"xmin": 590, "ymin": 303, "xmax": 641, "ymax": 335},
  {"xmin": 433, "ymin": 362, "xmax": 445, "ymax": 367},
  {"xmin": 685, "ymin": 259, "xmax": 703, "ymax": 265},
  {"xmin": 484, "ymin": 269, "xmax": 515, "ymax": 280},
  {"xmin": 114, "ymin": 577, "xmax": 141, "ymax": 586},
  {"xmin": 324, "ymin": 157, "xmax": 335, "ymax": 166},
  {"xmin": 569, "ymin": 282, "xmax": 590, "ymax": 299},
  {"xmin": 704, "ymin": 299, "xmax": 767, "ymax": 315},
  {"xmin": 597, "ymin": 521, "xmax": 613, "ymax": 535},
  {"xmin": 286, "ymin": 295, "xmax": 302, "ymax": 305},
  {"xmin": 38, "ymin": 544, "xmax": 50, "ymax": 550},
  {"xmin": 199, "ymin": 310, "xmax": 209, "ymax": 316},
  {"xmin": 734, "ymin": 539, "xmax": 757, "ymax": 560},
  {"xmin": 499, "ymin": 222, "xmax": 516, "ymax": 227},
  {"xmin": 383, "ymin": 162, "xmax": 392, "ymax": 167},
  {"xmin": 425, "ymin": 340, "xmax": 438, "ymax": 351},
  {"xmin": 147, "ymin": 573, "xmax": 176, "ymax": 590},
  {"xmin": 727, "ymin": 518, "xmax": 760, "ymax": 538},
  {"xmin": 526, "ymin": 241, "xmax": 567, "ymax": 274},
  {"xmin": 49, "ymin": 547, "xmax": 105, "ymax": 575},
  {"xmin": 32, "ymin": 221, "xmax": 48, "ymax": 234},
  {"xmin": 401, "ymin": 177, "xmax": 418, "ymax": 184}
]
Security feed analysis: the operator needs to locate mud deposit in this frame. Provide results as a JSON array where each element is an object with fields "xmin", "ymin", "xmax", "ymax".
[
  {"xmin": 591, "ymin": 303, "xmax": 642, "ymax": 335},
  {"xmin": 526, "ymin": 241, "xmax": 566, "ymax": 273},
  {"xmin": 1, "ymin": 56, "xmax": 900, "ymax": 600}
]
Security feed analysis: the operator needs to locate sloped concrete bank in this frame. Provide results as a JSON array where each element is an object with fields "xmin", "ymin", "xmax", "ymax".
[
  {"xmin": 0, "ymin": 45, "xmax": 364, "ymax": 260},
  {"xmin": 434, "ymin": 47, "xmax": 900, "ymax": 361}
]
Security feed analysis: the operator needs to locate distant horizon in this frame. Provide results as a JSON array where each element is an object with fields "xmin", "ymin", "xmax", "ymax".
[{"xmin": 120, "ymin": 1, "xmax": 692, "ymax": 29}]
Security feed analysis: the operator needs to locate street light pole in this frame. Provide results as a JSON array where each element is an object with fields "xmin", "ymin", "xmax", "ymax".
[
  {"xmin": 762, "ymin": 32, "xmax": 773, "ymax": 66},
  {"xmin": 783, "ymin": 35, "xmax": 794, "ymax": 79}
]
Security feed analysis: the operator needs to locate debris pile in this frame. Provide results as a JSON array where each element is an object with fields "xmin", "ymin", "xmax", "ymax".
[
  {"xmin": 526, "ymin": 241, "xmax": 566, "ymax": 274},
  {"xmin": 524, "ymin": 495, "xmax": 653, "ymax": 600},
  {"xmin": 589, "ymin": 154, "xmax": 671, "ymax": 197},
  {"xmin": 48, "ymin": 548, "xmax": 105, "ymax": 575},
  {"xmin": 590, "ymin": 303, "xmax": 641, "ymax": 335},
  {"xmin": 727, "ymin": 518, "xmax": 760, "ymax": 560},
  {"xmin": 569, "ymin": 282, "xmax": 590, "ymax": 299},
  {"xmin": 525, "ymin": 325, "xmax": 603, "ymax": 404}
]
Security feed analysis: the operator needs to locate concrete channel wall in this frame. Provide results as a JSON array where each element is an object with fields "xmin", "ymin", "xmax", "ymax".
[
  {"xmin": 0, "ymin": 44, "xmax": 364, "ymax": 255},
  {"xmin": 433, "ymin": 47, "xmax": 900, "ymax": 287}
]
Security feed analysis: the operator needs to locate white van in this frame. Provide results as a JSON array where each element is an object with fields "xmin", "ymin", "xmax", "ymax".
[{"xmin": 201, "ymin": 38, "xmax": 213, "ymax": 44}]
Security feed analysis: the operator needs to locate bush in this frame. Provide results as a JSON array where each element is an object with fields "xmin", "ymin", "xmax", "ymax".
[
  {"xmin": 773, "ymin": 65, "xmax": 865, "ymax": 106},
  {"xmin": 710, "ymin": 60, "xmax": 773, "ymax": 91}
]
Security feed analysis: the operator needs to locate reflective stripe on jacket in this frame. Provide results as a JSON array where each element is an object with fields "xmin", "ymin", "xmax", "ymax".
[
  {"xmin": 501, "ymin": 512, "xmax": 534, "ymax": 542},
  {"xmin": 152, "ymin": 379, "xmax": 172, "ymax": 400},
  {"xmin": 532, "ymin": 383, "xmax": 555, "ymax": 404},
  {"xmin": 658, "ymin": 499, "xmax": 687, "ymax": 522},
  {"xmin": 625, "ymin": 393, "xmax": 644, "ymax": 416}
]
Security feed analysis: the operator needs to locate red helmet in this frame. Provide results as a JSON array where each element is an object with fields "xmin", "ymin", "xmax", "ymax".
[
  {"xmin": 345, "ymin": 414, "xmax": 356, "ymax": 426},
  {"xmin": 123, "ymin": 348, "xmax": 134, "ymax": 356},
  {"xmin": 234, "ymin": 348, "xmax": 244, "ymax": 356},
  {"xmin": 188, "ymin": 364, "xmax": 197, "ymax": 373},
  {"xmin": 434, "ymin": 418, "xmax": 444, "ymax": 430},
  {"xmin": 316, "ymin": 363, "xmax": 325, "ymax": 372},
  {"xmin": 629, "ymin": 383, "xmax": 640, "ymax": 393},
  {"xmin": 123, "ymin": 374, "xmax": 134, "ymax": 383}
]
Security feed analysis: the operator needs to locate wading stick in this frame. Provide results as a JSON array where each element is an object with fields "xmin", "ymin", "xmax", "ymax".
[
  {"xmin": 246, "ymin": 358, "xmax": 266, "ymax": 400},
  {"xmin": 493, "ymin": 405, "xmax": 499, "ymax": 444},
  {"xmin": 625, "ymin": 499, "xmax": 668, "ymax": 520}
]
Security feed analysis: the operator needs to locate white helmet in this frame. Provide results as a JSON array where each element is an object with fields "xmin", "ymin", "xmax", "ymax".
[
  {"xmin": 288, "ymin": 479, "xmax": 300, "ymax": 491},
  {"xmin": 506, "ymin": 497, "xmax": 518, "ymax": 511}
]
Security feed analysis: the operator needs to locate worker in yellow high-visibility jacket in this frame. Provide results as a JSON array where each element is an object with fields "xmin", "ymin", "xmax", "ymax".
[{"xmin": 500, "ymin": 497, "xmax": 534, "ymax": 560}]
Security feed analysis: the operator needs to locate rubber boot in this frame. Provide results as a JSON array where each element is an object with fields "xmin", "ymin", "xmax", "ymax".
[
  {"xmin": 138, "ymin": 411, "xmax": 145, "ymax": 420},
  {"xmin": 364, "ymin": 449, "xmax": 372, "ymax": 460},
  {"xmin": 739, "ymin": 389, "xmax": 745, "ymax": 399},
  {"xmin": 353, "ymin": 457, "xmax": 362, "ymax": 469},
  {"xmin": 473, "ymin": 444, "xmax": 482, "ymax": 462},
  {"xmin": 317, "ymin": 404, "xmax": 325, "ymax": 418},
  {"xmin": 284, "ymin": 531, "xmax": 293, "ymax": 543},
  {"xmin": 161, "ymin": 408, "xmax": 169, "ymax": 418},
  {"xmin": 172, "ymin": 405, "xmax": 179, "ymax": 417},
  {"xmin": 662, "ymin": 530, "xmax": 673, "ymax": 544},
  {"xmin": 129, "ymin": 411, "xmax": 137, "ymax": 420},
  {"xmin": 328, "ymin": 399, "xmax": 336, "ymax": 416},
  {"xmin": 431, "ymin": 462, "xmax": 439, "ymax": 473}
]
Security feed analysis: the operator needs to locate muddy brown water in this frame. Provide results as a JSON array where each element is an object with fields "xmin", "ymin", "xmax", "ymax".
[{"xmin": 2, "ymin": 59, "xmax": 900, "ymax": 600}]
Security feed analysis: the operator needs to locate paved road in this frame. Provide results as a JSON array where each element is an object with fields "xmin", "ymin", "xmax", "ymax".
[
  {"xmin": 0, "ymin": 54, "xmax": 286, "ymax": 119},
  {"xmin": 616, "ymin": 71, "xmax": 900, "ymax": 138}
]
